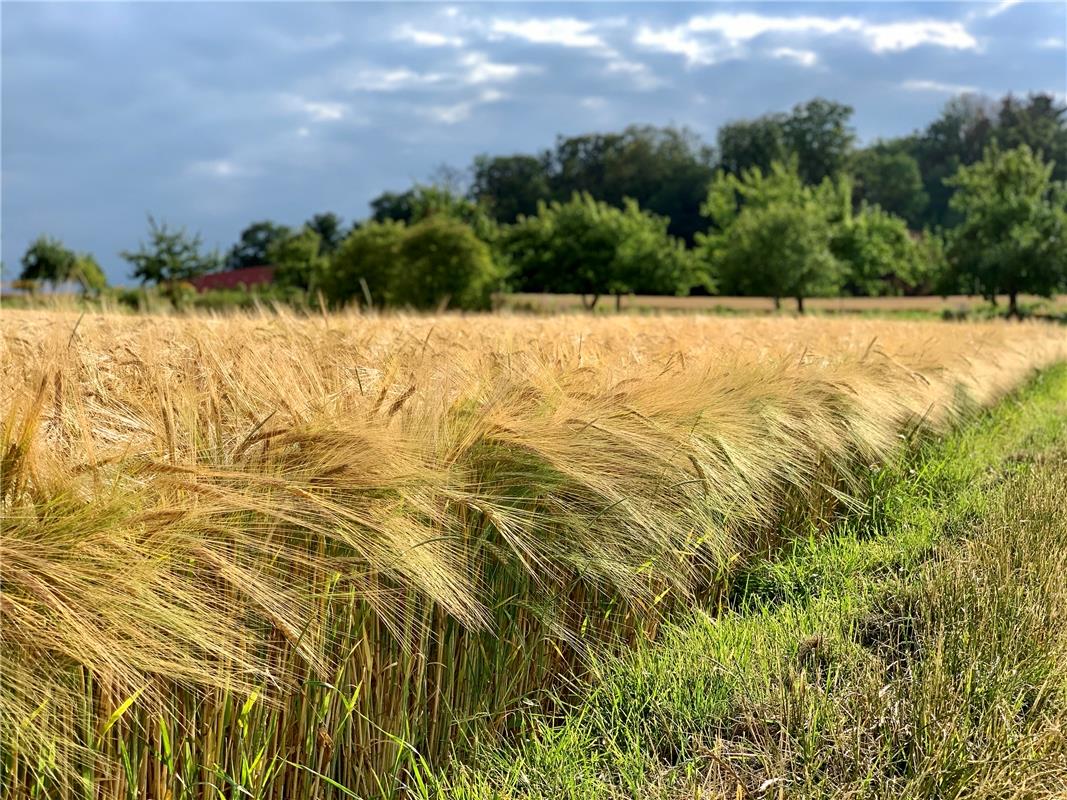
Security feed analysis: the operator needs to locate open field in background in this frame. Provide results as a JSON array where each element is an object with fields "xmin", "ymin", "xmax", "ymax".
[
  {"xmin": 1, "ymin": 310, "xmax": 1065, "ymax": 798},
  {"xmin": 5, "ymin": 290, "xmax": 1067, "ymax": 322},
  {"xmin": 503, "ymin": 292, "xmax": 1067, "ymax": 317}
]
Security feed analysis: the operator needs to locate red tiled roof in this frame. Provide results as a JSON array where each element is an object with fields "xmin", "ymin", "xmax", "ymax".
[{"xmin": 189, "ymin": 266, "xmax": 275, "ymax": 292}]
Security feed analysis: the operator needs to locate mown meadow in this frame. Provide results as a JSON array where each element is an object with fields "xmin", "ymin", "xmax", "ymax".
[{"xmin": 1, "ymin": 309, "xmax": 1064, "ymax": 798}]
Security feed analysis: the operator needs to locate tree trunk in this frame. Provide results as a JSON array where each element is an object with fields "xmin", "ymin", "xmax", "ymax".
[
  {"xmin": 773, "ymin": 296, "xmax": 781, "ymax": 311},
  {"xmin": 796, "ymin": 296, "xmax": 805, "ymax": 314},
  {"xmin": 615, "ymin": 293, "xmax": 622, "ymax": 312},
  {"xmin": 1008, "ymin": 290, "xmax": 1019, "ymax": 319},
  {"xmin": 581, "ymin": 293, "xmax": 600, "ymax": 310}
]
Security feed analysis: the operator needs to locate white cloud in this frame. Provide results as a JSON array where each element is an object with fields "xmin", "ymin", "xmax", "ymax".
[
  {"xmin": 636, "ymin": 12, "xmax": 978, "ymax": 66},
  {"xmin": 1039, "ymin": 37, "xmax": 1065, "ymax": 49},
  {"xmin": 460, "ymin": 51, "xmax": 526, "ymax": 85},
  {"xmin": 864, "ymin": 21, "xmax": 977, "ymax": 53},
  {"xmin": 580, "ymin": 96, "xmax": 607, "ymax": 110},
  {"xmin": 985, "ymin": 0, "xmax": 1024, "ymax": 18},
  {"xmin": 347, "ymin": 67, "xmax": 446, "ymax": 92},
  {"xmin": 279, "ymin": 94, "xmax": 348, "ymax": 122},
  {"xmin": 635, "ymin": 26, "xmax": 715, "ymax": 66},
  {"xmin": 423, "ymin": 88, "xmax": 506, "ymax": 124},
  {"xmin": 901, "ymin": 79, "xmax": 979, "ymax": 94},
  {"xmin": 395, "ymin": 25, "xmax": 463, "ymax": 48},
  {"xmin": 771, "ymin": 47, "xmax": 818, "ymax": 67},
  {"xmin": 490, "ymin": 18, "xmax": 604, "ymax": 49}
]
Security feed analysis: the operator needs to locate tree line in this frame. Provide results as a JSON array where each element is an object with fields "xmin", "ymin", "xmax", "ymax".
[{"xmin": 15, "ymin": 92, "xmax": 1067, "ymax": 316}]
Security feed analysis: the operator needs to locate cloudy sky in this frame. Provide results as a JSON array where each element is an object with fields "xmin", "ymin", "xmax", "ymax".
[{"xmin": 2, "ymin": 1, "xmax": 1064, "ymax": 283}]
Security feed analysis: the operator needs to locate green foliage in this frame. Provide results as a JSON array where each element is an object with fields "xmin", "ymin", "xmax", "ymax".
[
  {"xmin": 832, "ymin": 205, "xmax": 930, "ymax": 296},
  {"xmin": 718, "ymin": 98, "xmax": 855, "ymax": 187},
  {"xmin": 393, "ymin": 216, "xmax": 501, "ymax": 310},
  {"xmin": 852, "ymin": 145, "xmax": 928, "ymax": 227},
  {"xmin": 267, "ymin": 227, "xmax": 327, "ymax": 290},
  {"xmin": 70, "ymin": 253, "xmax": 108, "ymax": 293},
  {"xmin": 226, "ymin": 220, "xmax": 291, "ymax": 270},
  {"xmin": 321, "ymin": 220, "xmax": 406, "ymax": 306},
  {"xmin": 503, "ymin": 192, "xmax": 704, "ymax": 307},
  {"xmin": 19, "ymin": 235, "xmax": 107, "ymax": 293},
  {"xmin": 947, "ymin": 144, "xmax": 1067, "ymax": 315},
  {"xmin": 372, "ymin": 184, "xmax": 499, "ymax": 244},
  {"xmin": 782, "ymin": 98, "xmax": 857, "ymax": 185},
  {"xmin": 699, "ymin": 161, "xmax": 845, "ymax": 310},
  {"xmin": 19, "ymin": 235, "xmax": 76, "ymax": 286},
  {"xmin": 305, "ymin": 212, "xmax": 345, "ymax": 254},
  {"xmin": 322, "ymin": 217, "xmax": 500, "ymax": 310},
  {"xmin": 471, "ymin": 154, "xmax": 553, "ymax": 223},
  {"xmin": 122, "ymin": 216, "xmax": 220, "ymax": 286}
]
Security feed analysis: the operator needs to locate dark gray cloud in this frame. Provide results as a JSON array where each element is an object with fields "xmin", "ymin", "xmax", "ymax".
[{"xmin": 2, "ymin": 1, "xmax": 1064, "ymax": 282}]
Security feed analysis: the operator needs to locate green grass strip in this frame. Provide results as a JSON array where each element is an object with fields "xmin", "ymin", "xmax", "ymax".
[{"xmin": 426, "ymin": 363, "xmax": 1067, "ymax": 799}]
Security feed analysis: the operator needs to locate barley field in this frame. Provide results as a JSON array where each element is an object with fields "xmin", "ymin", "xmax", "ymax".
[{"xmin": 1, "ymin": 309, "xmax": 1064, "ymax": 799}]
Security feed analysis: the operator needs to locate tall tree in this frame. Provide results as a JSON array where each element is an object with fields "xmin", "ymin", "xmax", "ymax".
[
  {"xmin": 699, "ymin": 160, "xmax": 846, "ymax": 311},
  {"xmin": 268, "ymin": 227, "xmax": 327, "ymax": 290},
  {"xmin": 470, "ymin": 154, "xmax": 553, "ymax": 223},
  {"xmin": 19, "ymin": 235, "xmax": 76, "ymax": 287},
  {"xmin": 852, "ymin": 144, "xmax": 928, "ymax": 227},
  {"xmin": 946, "ymin": 144, "xmax": 1067, "ymax": 317},
  {"xmin": 781, "ymin": 98, "xmax": 856, "ymax": 185},
  {"xmin": 502, "ymin": 192, "xmax": 703, "ymax": 309},
  {"xmin": 226, "ymin": 221, "xmax": 291, "ymax": 270},
  {"xmin": 995, "ymin": 93, "xmax": 1067, "ymax": 182},
  {"xmin": 305, "ymin": 213, "xmax": 345, "ymax": 254},
  {"xmin": 122, "ymin": 216, "xmax": 220, "ymax": 286},
  {"xmin": 717, "ymin": 115, "xmax": 788, "ymax": 178}
]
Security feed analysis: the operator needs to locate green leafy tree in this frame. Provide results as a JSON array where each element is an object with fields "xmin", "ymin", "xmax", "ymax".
[
  {"xmin": 70, "ymin": 254, "xmax": 108, "ymax": 294},
  {"xmin": 471, "ymin": 154, "xmax": 553, "ymax": 223},
  {"xmin": 782, "ymin": 98, "xmax": 856, "ymax": 185},
  {"xmin": 717, "ymin": 99, "xmax": 855, "ymax": 187},
  {"xmin": 717, "ymin": 115, "xmax": 788, "ymax": 178},
  {"xmin": 121, "ymin": 216, "xmax": 220, "ymax": 287},
  {"xmin": 225, "ymin": 221, "xmax": 291, "ymax": 270},
  {"xmin": 19, "ymin": 236, "xmax": 107, "ymax": 293},
  {"xmin": 549, "ymin": 126, "xmax": 716, "ymax": 243},
  {"xmin": 699, "ymin": 161, "xmax": 845, "ymax": 311},
  {"xmin": 832, "ymin": 205, "xmax": 928, "ymax": 296},
  {"xmin": 946, "ymin": 144, "xmax": 1067, "ymax": 317},
  {"xmin": 503, "ymin": 193, "xmax": 703, "ymax": 309},
  {"xmin": 268, "ymin": 227, "xmax": 327, "ymax": 290},
  {"xmin": 305, "ymin": 212, "xmax": 345, "ymax": 254},
  {"xmin": 321, "ymin": 220, "xmax": 405, "ymax": 306},
  {"xmin": 392, "ymin": 217, "xmax": 502, "ymax": 311},
  {"xmin": 371, "ymin": 184, "xmax": 499, "ymax": 243},
  {"xmin": 20, "ymin": 235, "xmax": 76, "ymax": 287},
  {"xmin": 852, "ymin": 145, "xmax": 928, "ymax": 227}
]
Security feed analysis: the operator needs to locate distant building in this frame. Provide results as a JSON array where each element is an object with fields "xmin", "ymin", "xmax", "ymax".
[{"xmin": 189, "ymin": 265, "xmax": 275, "ymax": 292}]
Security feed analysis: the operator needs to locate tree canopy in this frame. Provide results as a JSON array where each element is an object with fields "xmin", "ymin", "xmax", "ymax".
[
  {"xmin": 122, "ymin": 216, "xmax": 220, "ymax": 286},
  {"xmin": 19, "ymin": 235, "xmax": 107, "ymax": 293},
  {"xmin": 699, "ymin": 161, "xmax": 846, "ymax": 311},
  {"xmin": 946, "ymin": 144, "xmax": 1067, "ymax": 316},
  {"xmin": 503, "ymin": 192, "xmax": 703, "ymax": 308}
]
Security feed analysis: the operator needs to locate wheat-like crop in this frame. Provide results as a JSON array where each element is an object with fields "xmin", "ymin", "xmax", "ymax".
[{"xmin": 1, "ymin": 308, "xmax": 1063, "ymax": 799}]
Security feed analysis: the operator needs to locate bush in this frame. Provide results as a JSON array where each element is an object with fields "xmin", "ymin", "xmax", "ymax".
[
  {"xmin": 393, "ymin": 216, "xmax": 501, "ymax": 310},
  {"xmin": 321, "ymin": 220, "xmax": 406, "ymax": 307},
  {"xmin": 322, "ymin": 217, "xmax": 501, "ymax": 311}
]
